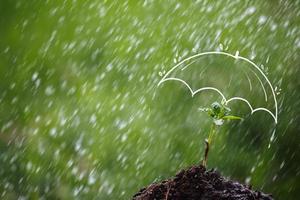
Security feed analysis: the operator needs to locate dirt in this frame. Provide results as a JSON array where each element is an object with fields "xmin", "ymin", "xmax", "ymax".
[{"xmin": 133, "ymin": 165, "xmax": 273, "ymax": 200}]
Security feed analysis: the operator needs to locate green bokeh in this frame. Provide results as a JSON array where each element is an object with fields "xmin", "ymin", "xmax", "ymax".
[{"xmin": 0, "ymin": 0, "xmax": 299, "ymax": 199}]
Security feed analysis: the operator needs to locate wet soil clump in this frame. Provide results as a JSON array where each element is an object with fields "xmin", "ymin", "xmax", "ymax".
[{"xmin": 133, "ymin": 165, "xmax": 273, "ymax": 200}]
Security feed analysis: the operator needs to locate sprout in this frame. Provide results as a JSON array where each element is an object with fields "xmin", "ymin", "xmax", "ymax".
[{"xmin": 199, "ymin": 101, "xmax": 243, "ymax": 166}]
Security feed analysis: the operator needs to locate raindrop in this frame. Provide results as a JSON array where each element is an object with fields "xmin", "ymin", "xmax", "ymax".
[
  {"xmin": 266, "ymin": 55, "xmax": 270, "ymax": 63},
  {"xmin": 159, "ymin": 70, "xmax": 166, "ymax": 76},
  {"xmin": 49, "ymin": 128, "xmax": 57, "ymax": 137},
  {"xmin": 219, "ymin": 43, "xmax": 224, "ymax": 51},
  {"xmin": 268, "ymin": 129, "xmax": 276, "ymax": 148},
  {"xmin": 32, "ymin": 72, "xmax": 38, "ymax": 81},
  {"xmin": 250, "ymin": 51, "xmax": 256, "ymax": 60},
  {"xmin": 45, "ymin": 85, "xmax": 55, "ymax": 96},
  {"xmin": 258, "ymin": 16, "xmax": 267, "ymax": 25},
  {"xmin": 275, "ymin": 87, "xmax": 282, "ymax": 95},
  {"xmin": 121, "ymin": 134, "xmax": 128, "ymax": 142},
  {"xmin": 115, "ymin": 119, "xmax": 127, "ymax": 130},
  {"xmin": 245, "ymin": 177, "xmax": 251, "ymax": 184},
  {"xmin": 106, "ymin": 63, "xmax": 113, "ymax": 72},
  {"xmin": 89, "ymin": 114, "xmax": 97, "ymax": 124},
  {"xmin": 270, "ymin": 130, "xmax": 276, "ymax": 142},
  {"xmin": 235, "ymin": 51, "xmax": 239, "ymax": 59},
  {"xmin": 26, "ymin": 162, "xmax": 33, "ymax": 171},
  {"xmin": 88, "ymin": 171, "xmax": 96, "ymax": 185},
  {"xmin": 213, "ymin": 119, "xmax": 224, "ymax": 126},
  {"xmin": 280, "ymin": 161, "xmax": 285, "ymax": 169},
  {"xmin": 10, "ymin": 82, "xmax": 16, "ymax": 90},
  {"xmin": 245, "ymin": 6, "xmax": 256, "ymax": 15}
]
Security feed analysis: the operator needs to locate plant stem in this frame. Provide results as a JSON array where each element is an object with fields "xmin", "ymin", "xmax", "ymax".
[
  {"xmin": 202, "ymin": 123, "xmax": 216, "ymax": 167},
  {"xmin": 208, "ymin": 123, "xmax": 216, "ymax": 145}
]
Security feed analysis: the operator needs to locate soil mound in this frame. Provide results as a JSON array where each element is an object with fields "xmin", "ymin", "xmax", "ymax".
[{"xmin": 133, "ymin": 165, "xmax": 273, "ymax": 200}]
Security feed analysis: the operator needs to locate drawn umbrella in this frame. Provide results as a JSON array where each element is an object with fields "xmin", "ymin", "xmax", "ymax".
[{"xmin": 158, "ymin": 51, "xmax": 278, "ymax": 166}]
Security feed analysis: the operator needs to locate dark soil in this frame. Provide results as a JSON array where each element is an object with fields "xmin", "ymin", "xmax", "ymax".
[{"xmin": 133, "ymin": 165, "xmax": 273, "ymax": 200}]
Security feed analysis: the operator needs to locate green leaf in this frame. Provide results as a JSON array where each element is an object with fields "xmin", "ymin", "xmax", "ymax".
[{"xmin": 223, "ymin": 115, "xmax": 243, "ymax": 120}]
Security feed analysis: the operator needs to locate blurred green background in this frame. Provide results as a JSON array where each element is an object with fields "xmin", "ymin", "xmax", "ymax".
[{"xmin": 0, "ymin": 0, "xmax": 299, "ymax": 199}]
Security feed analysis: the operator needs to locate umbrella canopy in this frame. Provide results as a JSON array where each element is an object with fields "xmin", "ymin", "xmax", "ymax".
[{"xmin": 158, "ymin": 51, "xmax": 278, "ymax": 123}]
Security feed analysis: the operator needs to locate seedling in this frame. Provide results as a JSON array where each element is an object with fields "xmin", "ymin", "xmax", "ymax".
[{"xmin": 199, "ymin": 101, "xmax": 243, "ymax": 166}]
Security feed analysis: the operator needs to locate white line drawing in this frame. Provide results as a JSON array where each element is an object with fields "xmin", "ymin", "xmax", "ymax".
[
  {"xmin": 158, "ymin": 51, "xmax": 278, "ymax": 124},
  {"xmin": 241, "ymin": 69, "xmax": 252, "ymax": 91},
  {"xmin": 247, "ymin": 67, "xmax": 268, "ymax": 102}
]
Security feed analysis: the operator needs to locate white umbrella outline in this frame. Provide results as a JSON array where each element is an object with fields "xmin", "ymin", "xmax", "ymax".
[{"xmin": 158, "ymin": 51, "xmax": 278, "ymax": 124}]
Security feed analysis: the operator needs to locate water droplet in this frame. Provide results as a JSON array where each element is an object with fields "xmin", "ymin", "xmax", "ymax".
[
  {"xmin": 213, "ymin": 119, "xmax": 224, "ymax": 126},
  {"xmin": 219, "ymin": 43, "xmax": 223, "ymax": 51},
  {"xmin": 270, "ymin": 129, "xmax": 276, "ymax": 142},
  {"xmin": 280, "ymin": 161, "xmax": 285, "ymax": 169},
  {"xmin": 268, "ymin": 130, "xmax": 276, "ymax": 148},
  {"xmin": 245, "ymin": 177, "xmax": 251, "ymax": 184},
  {"xmin": 50, "ymin": 128, "xmax": 57, "ymax": 137},
  {"xmin": 266, "ymin": 55, "xmax": 270, "ymax": 63},
  {"xmin": 258, "ymin": 15, "xmax": 267, "ymax": 25},
  {"xmin": 32, "ymin": 72, "xmax": 38, "ymax": 81},
  {"xmin": 45, "ymin": 85, "xmax": 55, "ymax": 96},
  {"xmin": 235, "ymin": 51, "xmax": 239, "ymax": 59},
  {"xmin": 89, "ymin": 114, "xmax": 97, "ymax": 124}
]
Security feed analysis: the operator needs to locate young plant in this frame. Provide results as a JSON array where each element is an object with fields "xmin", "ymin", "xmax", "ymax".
[{"xmin": 199, "ymin": 101, "xmax": 243, "ymax": 167}]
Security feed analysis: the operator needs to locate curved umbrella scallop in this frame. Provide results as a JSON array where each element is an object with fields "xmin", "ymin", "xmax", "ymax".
[{"xmin": 158, "ymin": 51, "xmax": 278, "ymax": 124}]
